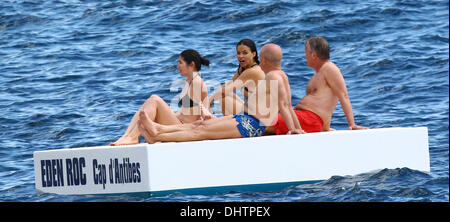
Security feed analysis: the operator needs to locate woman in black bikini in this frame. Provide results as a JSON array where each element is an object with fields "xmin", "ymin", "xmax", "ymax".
[
  {"xmin": 209, "ymin": 39, "xmax": 266, "ymax": 116},
  {"xmin": 110, "ymin": 49, "xmax": 211, "ymax": 146}
]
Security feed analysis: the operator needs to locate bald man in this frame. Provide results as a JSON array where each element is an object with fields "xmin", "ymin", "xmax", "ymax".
[
  {"xmin": 137, "ymin": 43, "xmax": 303, "ymax": 143},
  {"xmin": 257, "ymin": 44, "xmax": 303, "ymax": 134}
]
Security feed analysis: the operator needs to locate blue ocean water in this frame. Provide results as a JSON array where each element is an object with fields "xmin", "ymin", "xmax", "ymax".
[{"xmin": 0, "ymin": 0, "xmax": 448, "ymax": 202}]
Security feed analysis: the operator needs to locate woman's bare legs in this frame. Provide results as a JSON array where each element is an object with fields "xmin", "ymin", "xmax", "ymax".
[
  {"xmin": 136, "ymin": 110, "xmax": 196, "ymax": 138},
  {"xmin": 110, "ymin": 95, "xmax": 181, "ymax": 146},
  {"xmin": 138, "ymin": 109, "xmax": 225, "ymax": 135},
  {"xmin": 138, "ymin": 110, "xmax": 241, "ymax": 143}
]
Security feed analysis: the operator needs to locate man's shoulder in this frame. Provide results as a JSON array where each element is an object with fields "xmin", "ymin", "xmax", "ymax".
[
  {"xmin": 264, "ymin": 70, "xmax": 280, "ymax": 80},
  {"xmin": 320, "ymin": 60, "xmax": 337, "ymax": 69},
  {"xmin": 320, "ymin": 61, "xmax": 341, "ymax": 76},
  {"xmin": 266, "ymin": 69, "xmax": 286, "ymax": 77},
  {"xmin": 266, "ymin": 70, "xmax": 288, "ymax": 86}
]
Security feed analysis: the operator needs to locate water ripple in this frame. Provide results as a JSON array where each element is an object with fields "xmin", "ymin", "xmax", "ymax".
[{"xmin": 0, "ymin": 0, "xmax": 448, "ymax": 202}]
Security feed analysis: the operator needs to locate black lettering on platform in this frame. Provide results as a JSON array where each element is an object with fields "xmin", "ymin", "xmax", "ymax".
[
  {"xmin": 91, "ymin": 158, "xmax": 142, "ymax": 189},
  {"xmin": 41, "ymin": 160, "xmax": 46, "ymax": 187},
  {"xmin": 40, "ymin": 159, "xmax": 64, "ymax": 187},
  {"xmin": 112, "ymin": 158, "xmax": 141, "ymax": 185},
  {"xmin": 73, "ymin": 157, "xmax": 79, "ymax": 185},
  {"xmin": 93, "ymin": 159, "xmax": 107, "ymax": 189},
  {"xmin": 66, "ymin": 158, "xmax": 73, "ymax": 186},
  {"xmin": 80, "ymin": 157, "xmax": 86, "ymax": 185},
  {"xmin": 65, "ymin": 157, "xmax": 86, "ymax": 186},
  {"xmin": 57, "ymin": 159, "xmax": 64, "ymax": 186},
  {"xmin": 39, "ymin": 156, "xmax": 141, "ymax": 190},
  {"xmin": 109, "ymin": 159, "xmax": 114, "ymax": 184}
]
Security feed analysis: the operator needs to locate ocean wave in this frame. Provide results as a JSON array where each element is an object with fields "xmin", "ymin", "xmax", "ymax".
[
  {"xmin": 0, "ymin": 14, "xmax": 46, "ymax": 29},
  {"xmin": 0, "ymin": 0, "xmax": 448, "ymax": 202}
]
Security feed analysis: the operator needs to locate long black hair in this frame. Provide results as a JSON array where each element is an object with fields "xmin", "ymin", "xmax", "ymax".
[
  {"xmin": 180, "ymin": 49, "xmax": 210, "ymax": 71},
  {"xmin": 236, "ymin": 38, "xmax": 260, "ymax": 65}
]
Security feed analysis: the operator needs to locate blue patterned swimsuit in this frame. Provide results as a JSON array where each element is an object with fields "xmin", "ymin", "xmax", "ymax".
[{"xmin": 233, "ymin": 113, "xmax": 266, "ymax": 138}]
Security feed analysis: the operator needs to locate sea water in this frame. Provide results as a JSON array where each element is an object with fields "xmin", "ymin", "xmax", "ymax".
[{"xmin": 0, "ymin": 0, "xmax": 448, "ymax": 202}]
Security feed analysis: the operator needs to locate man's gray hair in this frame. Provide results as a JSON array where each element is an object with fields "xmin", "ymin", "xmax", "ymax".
[{"xmin": 306, "ymin": 36, "xmax": 330, "ymax": 60}]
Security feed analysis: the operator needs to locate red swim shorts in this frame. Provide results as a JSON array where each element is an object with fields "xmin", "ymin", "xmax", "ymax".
[{"xmin": 273, "ymin": 109, "xmax": 323, "ymax": 135}]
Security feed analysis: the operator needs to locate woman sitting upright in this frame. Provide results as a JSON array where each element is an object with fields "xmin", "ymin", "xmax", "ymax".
[
  {"xmin": 209, "ymin": 39, "xmax": 266, "ymax": 116},
  {"xmin": 110, "ymin": 49, "xmax": 211, "ymax": 146}
]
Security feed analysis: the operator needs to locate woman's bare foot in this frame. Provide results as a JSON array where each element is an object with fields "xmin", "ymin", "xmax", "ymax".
[
  {"xmin": 137, "ymin": 123, "xmax": 154, "ymax": 144},
  {"xmin": 110, "ymin": 136, "xmax": 139, "ymax": 146},
  {"xmin": 138, "ymin": 110, "xmax": 159, "ymax": 143}
]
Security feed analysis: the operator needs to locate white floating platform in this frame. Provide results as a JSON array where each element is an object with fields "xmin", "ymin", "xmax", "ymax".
[{"xmin": 33, "ymin": 127, "xmax": 430, "ymax": 196}]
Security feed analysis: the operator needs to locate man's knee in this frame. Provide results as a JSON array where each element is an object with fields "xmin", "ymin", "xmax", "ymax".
[
  {"xmin": 192, "ymin": 120, "xmax": 204, "ymax": 127},
  {"xmin": 193, "ymin": 124, "xmax": 208, "ymax": 135}
]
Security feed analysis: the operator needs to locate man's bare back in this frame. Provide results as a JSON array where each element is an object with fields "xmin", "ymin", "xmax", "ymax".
[
  {"xmin": 245, "ymin": 69, "xmax": 291, "ymax": 126},
  {"xmin": 245, "ymin": 45, "xmax": 295, "ymax": 128}
]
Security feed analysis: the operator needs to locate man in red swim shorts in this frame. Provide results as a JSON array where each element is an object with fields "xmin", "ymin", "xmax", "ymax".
[
  {"xmin": 270, "ymin": 109, "xmax": 323, "ymax": 134},
  {"xmin": 266, "ymin": 36, "xmax": 367, "ymax": 135}
]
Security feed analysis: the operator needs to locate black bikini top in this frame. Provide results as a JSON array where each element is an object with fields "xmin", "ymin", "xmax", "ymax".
[
  {"xmin": 178, "ymin": 93, "xmax": 198, "ymax": 108},
  {"xmin": 178, "ymin": 73, "xmax": 200, "ymax": 108}
]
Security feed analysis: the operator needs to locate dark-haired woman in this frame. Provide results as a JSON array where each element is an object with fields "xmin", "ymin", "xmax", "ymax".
[
  {"xmin": 110, "ymin": 49, "xmax": 212, "ymax": 146},
  {"xmin": 209, "ymin": 39, "xmax": 265, "ymax": 116}
]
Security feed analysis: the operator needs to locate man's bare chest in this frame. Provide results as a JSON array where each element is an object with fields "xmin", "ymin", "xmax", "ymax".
[{"xmin": 306, "ymin": 73, "xmax": 326, "ymax": 95}]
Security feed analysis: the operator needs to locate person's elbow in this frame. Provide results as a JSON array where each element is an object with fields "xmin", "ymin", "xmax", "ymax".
[
  {"xmin": 336, "ymin": 90, "xmax": 350, "ymax": 102},
  {"xmin": 278, "ymin": 100, "xmax": 291, "ymax": 112}
]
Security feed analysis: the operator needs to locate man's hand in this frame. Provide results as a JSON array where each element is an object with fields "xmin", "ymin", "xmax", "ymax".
[
  {"xmin": 201, "ymin": 104, "xmax": 216, "ymax": 120},
  {"xmin": 349, "ymin": 124, "xmax": 369, "ymax": 130},
  {"xmin": 287, "ymin": 129, "xmax": 306, "ymax": 134}
]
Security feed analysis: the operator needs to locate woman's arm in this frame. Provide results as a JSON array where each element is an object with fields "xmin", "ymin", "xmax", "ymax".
[{"xmin": 209, "ymin": 70, "xmax": 240, "ymax": 105}]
